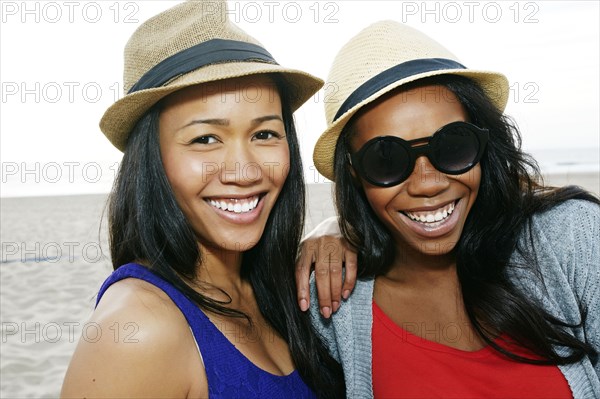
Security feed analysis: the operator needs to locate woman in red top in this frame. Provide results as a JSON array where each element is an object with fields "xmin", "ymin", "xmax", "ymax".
[{"xmin": 296, "ymin": 20, "xmax": 599, "ymax": 398}]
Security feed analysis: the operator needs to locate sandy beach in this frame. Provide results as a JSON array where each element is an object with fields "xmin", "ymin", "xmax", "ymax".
[
  {"xmin": 1, "ymin": 177, "xmax": 598, "ymax": 397},
  {"xmin": 0, "ymin": 184, "xmax": 337, "ymax": 398},
  {"xmin": 1, "ymin": 195, "xmax": 113, "ymax": 398}
]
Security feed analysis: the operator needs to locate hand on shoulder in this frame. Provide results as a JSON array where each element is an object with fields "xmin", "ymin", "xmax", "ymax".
[{"xmin": 296, "ymin": 217, "xmax": 358, "ymax": 317}]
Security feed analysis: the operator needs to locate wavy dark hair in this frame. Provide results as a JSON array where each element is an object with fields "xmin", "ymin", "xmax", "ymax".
[
  {"xmin": 333, "ymin": 74, "xmax": 599, "ymax": 365},
  {"xmin": 108, "ymin": 75, "xmax": 345, "ymax": 397}
]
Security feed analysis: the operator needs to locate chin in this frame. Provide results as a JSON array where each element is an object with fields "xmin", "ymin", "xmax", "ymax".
[{"xmin": 211, "ymin": 231, "xmax": 265, "ymax": 253}]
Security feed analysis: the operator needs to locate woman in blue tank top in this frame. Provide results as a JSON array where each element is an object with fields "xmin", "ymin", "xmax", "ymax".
[{"xmin": 60, "ymin": 1, "xmax": 345, "ymax": 398}]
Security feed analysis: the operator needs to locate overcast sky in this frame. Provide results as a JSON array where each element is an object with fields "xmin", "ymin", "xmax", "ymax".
[{"xmin": 1, "ymin": 0, "xmax": 598, "ymax": 197}]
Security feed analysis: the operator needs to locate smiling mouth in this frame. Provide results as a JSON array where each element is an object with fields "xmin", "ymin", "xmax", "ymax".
[
  {"xmin": 207, "ymin": 195, "xmax": 261, "ymax": 214},
  {"xmin": 402, "ymin": 201, "xmax": 456, "ymax": 225}
]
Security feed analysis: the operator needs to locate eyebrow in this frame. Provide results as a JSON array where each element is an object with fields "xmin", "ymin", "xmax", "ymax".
[
  {"xmin": 251, "ymin": 115, "xmax": 283, "ymax": 126},
  {"xmin": 181, "ymin": 118, "xmax": 229, "ymax": 129},
  {"xmin": 180, "ymin": 115, "xmax": 283, "ymax": 131}
]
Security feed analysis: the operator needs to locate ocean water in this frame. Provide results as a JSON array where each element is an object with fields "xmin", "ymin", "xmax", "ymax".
[{"xmin": 531, "ymin": 147, "xmax": 600, "ymax": 174}]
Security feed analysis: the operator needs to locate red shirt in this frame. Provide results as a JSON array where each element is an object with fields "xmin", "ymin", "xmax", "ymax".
[{"xmin": 372, "ymin": 301, "xmax": 573, "ymax": 398}]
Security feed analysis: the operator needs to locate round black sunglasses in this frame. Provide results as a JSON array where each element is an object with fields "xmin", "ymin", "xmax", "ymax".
[{"xmin": 349, "ymin": 121, "xmax": 489, "ymax": 187}]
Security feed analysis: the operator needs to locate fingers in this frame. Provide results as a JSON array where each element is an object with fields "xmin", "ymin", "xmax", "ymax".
[
  {"xmin": 295, "ymin": 242, "xmax": 315, "ymax": 312},
  {"xmin": 315, "ymin": 238, "xmax": 344, "ymax": 318},
  {"xmin": 295, "ymin": 233, "xmax": 359, "ymax": 319},
  {"xmin": 341, "ymin": 244, "xmax": 358, "ymax": 300},
  {"xmin": 328, "ymin": 246, "xmax": 344, "ymax": 315},
  {"xmin": 314, "ymin": 255, "xmax": 333, "ymax": 318}
]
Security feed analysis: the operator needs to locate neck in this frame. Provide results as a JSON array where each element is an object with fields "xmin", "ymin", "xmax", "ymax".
[
  {"xmin": 384, "ymin": 240, "xmax": 458, "ymax": 285},
  {"xmin": 194, "ymin": 244, "xmax": 249, "ymax": 301}
]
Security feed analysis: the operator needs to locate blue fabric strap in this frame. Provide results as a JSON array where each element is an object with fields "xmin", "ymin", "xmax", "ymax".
[
  {"xmin": 128, "ymin": 39, "xmax": 278, "ymax": 94},
  {"xmin": 333, "ymin": 58, "xmax": 466, "ymax": 121},
  {"xmin": 96, "ymin": 263, "xmax": 315, "ymax": 399}
]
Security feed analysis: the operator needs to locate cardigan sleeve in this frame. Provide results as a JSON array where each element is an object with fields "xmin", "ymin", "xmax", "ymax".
[
  {"xmin": 309, "ymin": 273, "xmax": 340, "ymax": 362},
  {"xmin": 560, "ymin": 200, "xmax": 600, "ymax": 376},
  {"xmin": 529, "ymin": 199, "xmax": 600, "ymax": 376}
]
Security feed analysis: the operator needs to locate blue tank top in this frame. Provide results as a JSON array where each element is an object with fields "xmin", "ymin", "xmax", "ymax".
[{"xmin": 97, "ymin": 263, "xmax": 316, "ymax": 399}]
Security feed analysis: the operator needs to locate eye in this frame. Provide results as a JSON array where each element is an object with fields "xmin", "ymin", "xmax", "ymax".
[
  {"xmin": 253, "ymin": 130, "xmax": 283, "ymax": 141},
  {"xmin": 191, "ymin": 135, "xmax": 219, "ymax": 145}
]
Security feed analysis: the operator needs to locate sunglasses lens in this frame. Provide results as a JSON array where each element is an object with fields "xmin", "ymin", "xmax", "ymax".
[
  {"xmin": 433, "ymin": 125, "xmax": 480, "ymax": 173},
  {"xmin": 361, "ymin": 139, "xmax": 410, "ymax": 185}
]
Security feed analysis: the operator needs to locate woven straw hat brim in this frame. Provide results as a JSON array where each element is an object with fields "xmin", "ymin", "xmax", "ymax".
[
  {"xmin": 313, "ymin": 68, "xmax": 509, "ymax": 181},
  {"xmin": 100, "ymin": 62, "xmax": 323, "ymax": 152}
]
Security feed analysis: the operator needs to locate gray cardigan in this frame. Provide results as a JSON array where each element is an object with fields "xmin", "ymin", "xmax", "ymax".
[{"xmin": 310, "ymin": 200, "xmax": 600, "ymax": 398}]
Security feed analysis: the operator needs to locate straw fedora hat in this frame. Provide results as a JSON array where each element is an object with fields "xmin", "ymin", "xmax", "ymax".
[
  {"xmin": 100, "ymin": 0, "xmax": 323, "ymax": 151},
  {"xmin": 313, "ymin": 20, "xmax": 509, "ymax": 181}
]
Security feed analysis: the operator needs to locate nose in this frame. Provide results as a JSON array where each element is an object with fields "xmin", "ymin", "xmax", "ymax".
[
  {"xmin": 219, "ymin": 141, "xmax": 262, "ymax": 186},
  {"xmin": 405, "ymin": 156, "xmax": 449, "ymax": 197}
]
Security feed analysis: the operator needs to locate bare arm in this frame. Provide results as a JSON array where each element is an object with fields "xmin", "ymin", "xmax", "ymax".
[
  {"xmin": 296, "ymin": 216, "xmax": 357, "ymax": 318},
  {"xmin": 61, "ymin": 279, "xmax": 205, "ymax": 398}
]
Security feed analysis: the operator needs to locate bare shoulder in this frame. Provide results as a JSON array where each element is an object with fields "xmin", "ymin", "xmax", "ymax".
[
  {"xmin": 61, "ymin": 278, "xmax": 206, "ymax": 398},
  {"xmin": 94, "ymin": 277, "xmax": 185, "ymax": 327}
]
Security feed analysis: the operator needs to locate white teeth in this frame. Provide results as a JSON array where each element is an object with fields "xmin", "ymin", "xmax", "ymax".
[
  {"xmin": 208, "ymin": 196, "xmax": 260, "ymax": 214},
  {"xmin": 405, "ymin": 202, "xmax": 456, "ymax": 224}
]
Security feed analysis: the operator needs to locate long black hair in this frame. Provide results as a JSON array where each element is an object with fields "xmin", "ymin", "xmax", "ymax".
[
  {"xmin": 333, "ymin": 74, "xmax": 599, "ymax": 365},
  {"xmin": 108, "ymin": 75, "xmax": 345, "ymax": 397}
]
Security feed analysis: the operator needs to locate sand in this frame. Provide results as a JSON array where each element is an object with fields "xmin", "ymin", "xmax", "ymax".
[
  {"xmin": 0, "ymin": 185, "xmax": 337, "ymax": 397},
  {"xmin": 1, "ymin": 177, "xmax": 598, "ymax": 397},
  {"xmin": 1, "ymin": 195, "xmax": 114, "ymax": 398}
]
